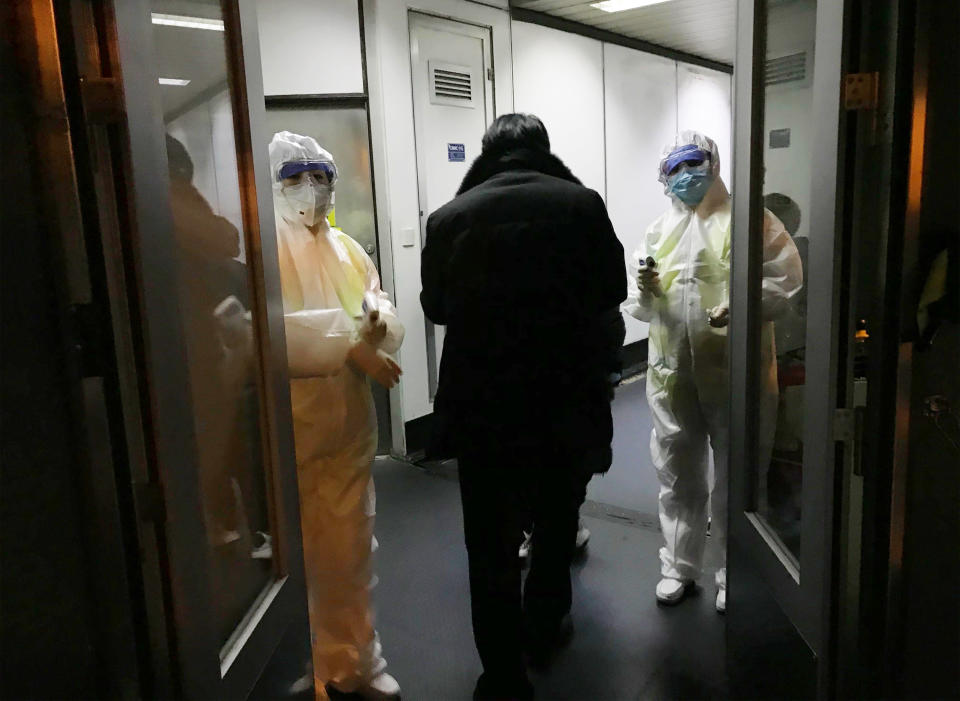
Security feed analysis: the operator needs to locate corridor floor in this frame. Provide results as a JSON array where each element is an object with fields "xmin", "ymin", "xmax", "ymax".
[
  {"xmin": 371, "ymin": 456, "xmax": 728, "ymax": 701},
  {"xmin": 252, "ymin": 379, "xmax": 727, "ymax": 700}
]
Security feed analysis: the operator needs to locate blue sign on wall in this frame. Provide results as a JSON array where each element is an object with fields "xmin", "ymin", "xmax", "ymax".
[{"xmin": 447, "ymin": 143, "xmax": 465, "ymax": 162}]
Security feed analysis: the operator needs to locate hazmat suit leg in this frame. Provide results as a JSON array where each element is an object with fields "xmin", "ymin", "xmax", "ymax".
[
  {"xmin": 294, "ymin": 414, "xmax": 387, "ymax": 693},
  {"xmin": 648, "ymin": 369, "xmax": 713, "ymax": 582},
  {"xmin": 702, "ymin": 392, "xmax": 729, "ymax": 590}
]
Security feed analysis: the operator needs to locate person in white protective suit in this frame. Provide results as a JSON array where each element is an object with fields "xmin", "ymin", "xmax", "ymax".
[
  {"xmin": 269, "ymin": 131, "xmax": 404, "ymax": 700},
  {"xmin": 624, "ymin": 131, "xmax": 802, "ymax": 613}
]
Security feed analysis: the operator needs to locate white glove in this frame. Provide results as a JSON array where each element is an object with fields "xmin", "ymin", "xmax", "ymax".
[
  {"xmin": 348, "ymin": 340, "xmax": 402, "ymax": 389},
  {"xmin": 637, "ymin": 266, "xmax": 662, "ymax": 297},
  {"xmin": 214, "ymin": 295, "xmax": 252, "ymax": 349},
  {"xmin": 360, "ymin": 310, "xmax": 388, "ymax": 347}
]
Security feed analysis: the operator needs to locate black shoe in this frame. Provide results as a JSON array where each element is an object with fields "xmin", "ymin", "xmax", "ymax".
[
  {"xmin": 524, "ymin": 614, "xmax": 574, "ymax": 669},
  {"xmin": 473, "ymin": 672, "xmax": 534, "ymax": 700}
]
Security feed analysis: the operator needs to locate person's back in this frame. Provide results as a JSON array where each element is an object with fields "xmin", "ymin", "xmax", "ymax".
[
  {"xmin": 422, "ymin": 139, "xmax": 625, "ymax": 438},
  {"xmin": 420, "ymin": 114, "xmax": 626, "ymax": 700}
]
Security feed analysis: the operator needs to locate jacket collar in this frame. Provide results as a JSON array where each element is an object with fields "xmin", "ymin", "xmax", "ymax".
[{"xmin": 457, "ymin": 147, "xmax": 582, "ymax": 195}]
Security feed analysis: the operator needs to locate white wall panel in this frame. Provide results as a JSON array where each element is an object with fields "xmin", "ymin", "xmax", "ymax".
[
  {"xmin": 677, "ymin": 64, "xmax": 733, "ymax": 188},
  {"xmin": 603, "ymin": 44, "xmax": 678, "ymax": 344},
  {"xmin": 257, "ymin": 0, "xmax": 364, "ymax": 96},
  {"xmin": 763, "ymin": 86, "xmax": 813, "ymax": 238},
  {"xmin": 763, "ymin": 0, "xmax": 817, "ymax": 238},
  {"xmin": 511, "ymin": 21, "xmax": 605, "ymax": 196}
]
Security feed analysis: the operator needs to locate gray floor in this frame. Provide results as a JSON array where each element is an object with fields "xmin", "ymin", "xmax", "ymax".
[
  {"xmin": 373, "ymin": 455, "xmax": 727, "ymax": 701},
  {"xmin": 253, "ymin": 379, "xmax": 727, "ymax": 700},
  {"xmin": 587, "ymin": 378, "xmax": 662, "ymax": 521}
]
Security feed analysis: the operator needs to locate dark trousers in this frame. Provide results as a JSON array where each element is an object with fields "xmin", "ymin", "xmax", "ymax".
[{"xmin": 458, "ymin": 445, "xmax": 584, "ymax": 685}]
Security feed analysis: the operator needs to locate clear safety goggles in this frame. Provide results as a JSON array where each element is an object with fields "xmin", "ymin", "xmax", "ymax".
[
  {"xmin": 660, "ymin": 145, "xmax": 710, "ymax": 177},
  {"xmin": 278, "ymin": 159, "xmax": 338, "ymax": 185}
]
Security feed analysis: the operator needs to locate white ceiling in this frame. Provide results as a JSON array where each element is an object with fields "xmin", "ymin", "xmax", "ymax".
[
  {"xmin": 152, "ymin": 0, "xmax": 229, "ymax": 119},
  {"xmin": 510, "ymin": 0, "xmax": 737, "ymax": 66}
]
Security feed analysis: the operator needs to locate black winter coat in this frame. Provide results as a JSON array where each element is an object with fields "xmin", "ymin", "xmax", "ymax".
[{"xmin": 420, "ymin": 147, "xmax": 627, "ymax": 471}]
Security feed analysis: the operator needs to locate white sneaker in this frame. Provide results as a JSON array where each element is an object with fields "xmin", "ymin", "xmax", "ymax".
[
  {"xmin": 575, "ymin": 520, "xmax": 590, "ymax": 550},
  {"xmin": 519, "ymin": 531, "xmax": 533, "ymax": 559},
  {"xmin": 288, "ymin": 661, "xmax": 313, "ymax": 695},
  {"xmin": 330, "ymin": 672, "xmax": 401, "ymax": 700},
  {"xmin": 656, "ymin": 577, "xmax": 693, "ymax": 605},
  {"xmin": 288, "ymin": 672, "xmax": 312, "ymax": 695},
  {"xmin": 716, "ymin": 587, "xmax": 727, "ymax": 613}
]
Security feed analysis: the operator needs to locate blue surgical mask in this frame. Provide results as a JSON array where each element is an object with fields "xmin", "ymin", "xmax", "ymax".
[{"xmin": 668, "ymin": 166, "xmax": 714, "ymax": 207}]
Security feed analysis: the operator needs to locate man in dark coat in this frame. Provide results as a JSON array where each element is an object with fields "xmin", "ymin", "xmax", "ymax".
[{"xmin": 421, "ymin": 114, "xmax": 626, "ymax": 700}]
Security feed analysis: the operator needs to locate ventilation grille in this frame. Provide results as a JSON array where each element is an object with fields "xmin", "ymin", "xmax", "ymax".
[
  {"xmin": 429, "ymin": 61, "xmax": 476, "ymax": 108},
  {"xmin": 765, "ymin": 51, "xmax": 807, "ymax": 86}
]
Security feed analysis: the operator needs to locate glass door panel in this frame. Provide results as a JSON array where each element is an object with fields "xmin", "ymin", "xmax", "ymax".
[
  {"xmin": 750, "ymin": 0, "xmax": 819, "ymax": 568},
  {"xmin": 111, "ymin": 0, "xmax": 306, "ymax": 695},
  {"xmin": 728, "ymin": 0, "xmax": 848, "ymax": 692},
  {"xmin": 151, "ymin": 0, "xmax": 277, "ymax": 651}
]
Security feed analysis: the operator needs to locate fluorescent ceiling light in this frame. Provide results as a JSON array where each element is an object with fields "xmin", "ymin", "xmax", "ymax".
[
  {"xmin": 158, "ymin": 78, "xmax": 191, "ymax": 86},
  {"xmin": 151, "ymin": 13, "xmax": 225, "ymax": 31},
  {"xmin": 590, "ymin": 0, "xmax": 675, "ymax": 12}
]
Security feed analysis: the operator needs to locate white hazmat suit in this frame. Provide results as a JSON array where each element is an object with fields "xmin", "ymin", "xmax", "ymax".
[
  {"xmin": 269, "ymin": 131, "xmax": 404, "ymax": 697},
  {"xmin": 624, "ymin": 132, "xmax": 802, "ymax": 610}
]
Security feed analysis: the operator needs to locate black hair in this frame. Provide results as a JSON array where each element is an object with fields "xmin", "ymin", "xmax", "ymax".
[
  {"xmin": 165, "ymin": 134, "xmax": 194, "ymax": 183},
  {"xmin": 481, "ymin": 113, "xmax": 550, "ymax": 155},
  {"xmin": 763, "ymin": 192, "xmax": 802, "ymax": 236}
]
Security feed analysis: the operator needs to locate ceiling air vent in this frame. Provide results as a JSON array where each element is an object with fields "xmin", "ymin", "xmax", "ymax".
[
  {"xmin": 765, "ymin": 51, "xmax": 808, "ymax": 87},
  {"xmin": 429, "ymin": 60, "xmax": 476, "ymax": 108}
]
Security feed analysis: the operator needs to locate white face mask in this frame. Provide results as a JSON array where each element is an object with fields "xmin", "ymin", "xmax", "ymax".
[{"xmin": 282, "ymin": 181, "xmax": 334, "ymax": 227}]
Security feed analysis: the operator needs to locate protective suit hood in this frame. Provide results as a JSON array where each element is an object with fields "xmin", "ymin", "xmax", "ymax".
[
  {"xmin": 658, "ymin": 131, "xmax": 722, "ymax": 207},
  {"xmin": 269, "ymin": 130, "xmax": 338, "ymax": 225}
]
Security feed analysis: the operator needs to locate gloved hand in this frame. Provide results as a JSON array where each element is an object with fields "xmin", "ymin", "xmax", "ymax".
[
  {"xmin": 214, "ymin": 295, "xmax": 252, "ymax": 349},
  {"xmin": 348, "ymin": 340, "xmax": 402, "ymax": 389},
  {"xmin": 708, "ymin": 303, "xmax": 730, "ymax": 328},
  {"xmin": 360, "ymin": 310, "xmax": 388, "ymax": 347},
  {"xmin": 637, "ymin": 266, "xmax": 662, "ymax": 297}
]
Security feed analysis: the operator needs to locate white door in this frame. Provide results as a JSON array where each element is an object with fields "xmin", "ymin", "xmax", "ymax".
[{"xmin": 409, "ymin": 12, "xmax": 494, "ymax": 399}]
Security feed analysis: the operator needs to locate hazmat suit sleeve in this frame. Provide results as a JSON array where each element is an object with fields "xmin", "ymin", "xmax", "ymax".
[
  {"xmin": 341, "ymin": 235, "xmax": 405, "ymax": 355},
  {"xmin": 284, "ymin": 309, "xmax": 355, "ymax": 379},
  {"xmin": 760, "ymin": 209, "xmax": 803, "ymax": 322},
  {"xmin": 275, "ymin": 219, "xmax": 357, "ymax": 378},
  {"xmin": 623, "ymin": 220, "xmax": 664, "ymax": 323}
]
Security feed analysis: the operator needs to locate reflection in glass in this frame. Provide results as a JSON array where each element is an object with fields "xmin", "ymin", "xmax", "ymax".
[
  {"xmin": 755, "ymin": 0, "xmax": 817, "ymax": 563},
  {"xmin": 152, "ymin": 0, "xmax": 274, "ymax": 648}
]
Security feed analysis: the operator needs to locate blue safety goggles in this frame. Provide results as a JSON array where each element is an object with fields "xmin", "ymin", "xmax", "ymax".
[
  {"xmin": 661, "ymin": 145, "xmax": 710, "ymax": 176},
  {"xmin": 278, "ymin": 160, "xmax": 338, "ymax": 182}
]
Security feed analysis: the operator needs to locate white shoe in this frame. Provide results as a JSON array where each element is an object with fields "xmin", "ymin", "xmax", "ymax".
[
  {"xmin": 716, "ymin": 587, "xmax": 727, "ymax": 614},
  {"xmin": 656, "ymin": 577, "xmax": 693, "ymax": 605},
  {"xmin": 330, "ymin": 672, "xmax": 401, "ymax": 700},
  {"xmin": 519, "ymin": 531, "xmax": 533, "ymax": 559},
  {"xmin": 288, "ymin": 672, "xmax": 312, "ymax": 695},
  {"xmin": 575, "ymin": 520, "xmax": 590, "ymax": 550}
]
